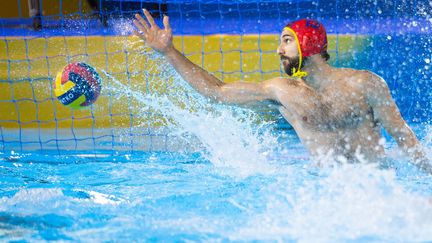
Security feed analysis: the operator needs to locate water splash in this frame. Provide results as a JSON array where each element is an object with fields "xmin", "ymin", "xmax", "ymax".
[
  {"xmin": 288, "ymin": 165, "xmax": 432, "ymax": 242},
  {"xmin": 111, "ymin": 18, "xmax": 136, "ymax": 36},
  {"xmin": 424, "ymin": 124, "xmax": 432, "ymax": 146},
  {"xmin": 229, "ymin": 163, "xmax": 432, "ymax": 242},
  {"xmin": 102, "ymin": 54, "xmax": 279, "ymax": 177},
  {"xmin": 0, "ymin": 188, "xmax": 126, "ymax": 213}
]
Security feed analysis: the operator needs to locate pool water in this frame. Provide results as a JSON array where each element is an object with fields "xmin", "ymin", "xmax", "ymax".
[{"xmin": 1, "ymin": 124, "xmax": 432, "ymax": 241}]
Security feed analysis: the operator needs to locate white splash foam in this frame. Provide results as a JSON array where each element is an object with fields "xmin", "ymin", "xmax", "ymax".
[
  {"xmin": 86, "ymin": 191, "xmax": 125, "ymax": 205},
  {"xmin": 111, "ymin": 18, "xmax": 136, "ymax": 36},
  {"xmin": 231, "ymin": 163, "xmax": 432, "ymax": 242},
  {"xmin": 424, "ymin": 124, "xmax": 432, "ymax": 147},
  {"xmin": 6, "ymin": 188, "xmax": 64, "ymax": 203},
  {"xmin": 102, "ymin": 57, "xmax": 279, "ymax": 178},
  {"xmin": 0, "ymin": 188, "xmax": 66, "ymax": 213}
]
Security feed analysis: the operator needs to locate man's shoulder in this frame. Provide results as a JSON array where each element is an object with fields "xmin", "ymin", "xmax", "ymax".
[
  {"xmin": 335, "ymin": 67, "xmax": 372, "ymax": 79},
  {"xmin": 356, "ymin": 70, "xmax": 388, "ymax": 90},
  {"xmin": 260, "ymin": 77, "xmax": 302, "ymax": 99},
  {"xmin": 337, "ymin": 68, "xmax": 391, "ymax": 102},
  {"xmin": 336, "ymin": 68, "xmax": 386, "ymax": 88}
]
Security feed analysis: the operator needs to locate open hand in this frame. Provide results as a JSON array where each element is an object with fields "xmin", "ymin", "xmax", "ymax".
[{"xmin": 133, "ymin": 9, "xmax": 173, "ymax": 53}]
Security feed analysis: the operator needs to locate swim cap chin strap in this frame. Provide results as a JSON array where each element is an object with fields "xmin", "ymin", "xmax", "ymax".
[{"xmin": 283, "ymin": 27, "xmax": 308, "ymax": 78}]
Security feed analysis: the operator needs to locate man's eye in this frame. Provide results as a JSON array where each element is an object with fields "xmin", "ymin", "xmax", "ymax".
[{"xmin": 285, "ymin": 39, "xmax": 291, "ymax": 43}]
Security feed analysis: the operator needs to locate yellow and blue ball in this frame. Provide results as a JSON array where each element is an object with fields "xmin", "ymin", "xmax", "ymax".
[{"xmin": 53, "ymin": 62, "xmax": 102, "ymax": 109}]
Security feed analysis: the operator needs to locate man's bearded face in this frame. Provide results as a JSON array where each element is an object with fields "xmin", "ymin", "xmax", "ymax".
[{"xmin": 281, "ymin": 55, "xmax": 301, "ymax": 76}]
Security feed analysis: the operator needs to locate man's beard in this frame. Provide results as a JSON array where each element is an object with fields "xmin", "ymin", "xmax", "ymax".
[{"xmin": 281, "ymin": 55, "xmax": 303, "ymax": 76}]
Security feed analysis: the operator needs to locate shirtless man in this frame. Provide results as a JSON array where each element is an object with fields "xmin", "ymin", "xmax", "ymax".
[{"xmin": 133, "ymin": 9, "xmax": 431, "ymax": 172}]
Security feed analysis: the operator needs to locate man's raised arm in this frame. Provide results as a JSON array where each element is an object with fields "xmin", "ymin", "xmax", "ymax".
[{"xmin": 133, "ymin": 9, "xmax": 277, "ymax": 105}]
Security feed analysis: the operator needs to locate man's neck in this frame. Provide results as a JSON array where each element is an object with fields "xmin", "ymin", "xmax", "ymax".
[{"xmin": 302, "ymin": 56, "xmax": 333, "ymax": 90}]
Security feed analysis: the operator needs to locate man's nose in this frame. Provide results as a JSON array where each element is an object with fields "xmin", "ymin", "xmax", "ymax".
[{"xmin": 277, "ymin": 45, "xmax": 284, "ymax": 55}]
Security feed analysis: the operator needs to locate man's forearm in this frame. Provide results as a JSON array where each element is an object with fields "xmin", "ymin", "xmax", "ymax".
[{"xmin": 164, "ymin": 46, "xmax": 224, "ymax": 100}]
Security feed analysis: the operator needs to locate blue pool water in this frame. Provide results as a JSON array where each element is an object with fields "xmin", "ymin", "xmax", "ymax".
[{"xmin": 1, "ymin": 124, "xmax": 432, "ymax": 241}]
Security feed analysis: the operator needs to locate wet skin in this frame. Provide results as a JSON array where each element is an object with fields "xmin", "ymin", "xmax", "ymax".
[{"xmin": 275, "ymin": 68, "xmax": 385, "ymax": 161}]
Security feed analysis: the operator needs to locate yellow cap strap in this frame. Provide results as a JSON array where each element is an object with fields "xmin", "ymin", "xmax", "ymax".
[{"xmin": 283, "ymin": 26, "xmax": 308, "ymax": 78}]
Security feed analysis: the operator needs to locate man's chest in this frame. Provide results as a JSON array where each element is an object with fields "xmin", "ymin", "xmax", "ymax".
[{"xmin": 280, "ymin": 85, "xmax": 372, "ymax": 131}]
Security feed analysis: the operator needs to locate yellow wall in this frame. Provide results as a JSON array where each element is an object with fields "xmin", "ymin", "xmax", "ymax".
[{"xmin": 0, "ymin": 0, "xmax": 94, "ymax": 18}]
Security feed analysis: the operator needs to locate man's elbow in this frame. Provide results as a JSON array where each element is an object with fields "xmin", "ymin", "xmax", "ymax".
[
  {"xmin": 201, "ymin": 85, "xmax": 233, "ymax": 104},
  {"xmin": 215, "ymin": 85, "xmax": 238, "ymax": 103}
]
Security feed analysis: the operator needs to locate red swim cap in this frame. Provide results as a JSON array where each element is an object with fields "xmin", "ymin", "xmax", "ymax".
[{"xmin": 284, "ymin": 19, "xmax": 328, "ymax": 57}]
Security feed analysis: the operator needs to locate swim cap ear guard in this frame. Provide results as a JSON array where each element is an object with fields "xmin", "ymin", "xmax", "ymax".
[
  {"xmin": 283, "ymin": 19, "xmax": 328, "ymax": 78},
  {"xmin": 282, "ymin": 26, "xmax": 308, "ymax": 78}
]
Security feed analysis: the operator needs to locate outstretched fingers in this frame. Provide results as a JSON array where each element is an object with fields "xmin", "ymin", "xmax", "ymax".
[
  {"xmin": 135, "ymin": 13, "xmax": 149, "ymax": 29},
  {"xmin": 133, "ymin": 14, "xmax": 149, "ymax": 37},
  {"xmin": 163, "ymin": 15, "xmax": 171, "ymax": 32},
  {"xmin": 143, "ymin": 9, "xmax": 157, "ymax": 29}
]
